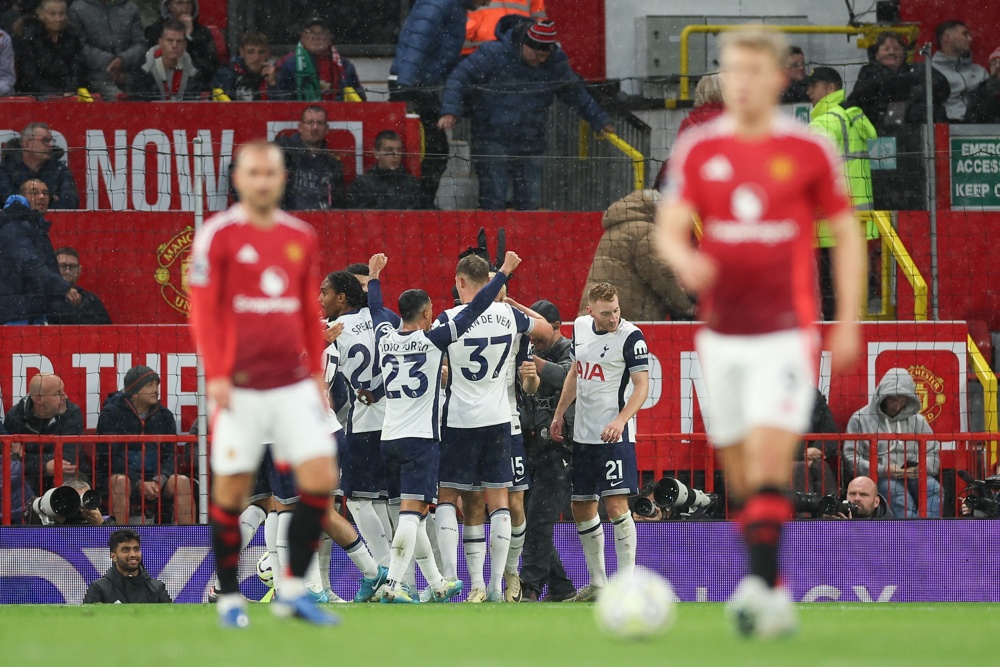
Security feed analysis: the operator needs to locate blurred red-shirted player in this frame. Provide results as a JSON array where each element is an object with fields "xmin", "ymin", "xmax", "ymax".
[
  {"xmin": 189, "ymin": 141, "xmax": 339, "ymax": 628},
  {"xmin": 657, "ymin": 28, "xmax": 863, "ymax": 638}
]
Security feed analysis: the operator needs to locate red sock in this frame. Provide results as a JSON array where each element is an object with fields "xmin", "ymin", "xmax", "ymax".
[
  {"xmin": 739, "ymin": 488, "xmax": 792, "ymax": 588},
  {"xmin": 210, "ymin": 505, "xmax": 242, "ymax": 594}
]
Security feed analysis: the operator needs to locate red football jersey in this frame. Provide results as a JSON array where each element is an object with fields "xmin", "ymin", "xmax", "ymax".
[
  {"xmin": 188, "ymin": 205, "xmax": 325, "ymax": 390},
  {"xmin": 666, "ymin": 115, "xmax": 852, "ymax": 335}
]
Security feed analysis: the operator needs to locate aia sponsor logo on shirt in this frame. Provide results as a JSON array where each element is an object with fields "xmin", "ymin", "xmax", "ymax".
[{"xmin": 577, "ymin": 360, "xmax": 606, "ymax": 382}]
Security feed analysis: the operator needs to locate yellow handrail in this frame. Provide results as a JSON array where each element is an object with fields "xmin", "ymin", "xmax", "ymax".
[
  {"xmin": 864, "ymin": 211, "xmax": 928, "ymax": 321},
  {"xmin": 679, "ymin": 24, "xmax": 920, "ymax": 100},
  {"xmin": 598, "ymin": 132, "xmax": 645, "ymax": 191},
  {"xmin": 968, "ymin": 335, "xmax": 998, "ymax": 466}
]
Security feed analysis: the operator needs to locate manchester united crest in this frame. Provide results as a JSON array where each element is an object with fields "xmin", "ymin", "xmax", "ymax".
[
  {"xmin": 155, "ymin": 226, "xmax": 194, "ymax": 315},
  {"xmin": 908, "ymin": 364, "xmax": 946, "ymax": 423}
]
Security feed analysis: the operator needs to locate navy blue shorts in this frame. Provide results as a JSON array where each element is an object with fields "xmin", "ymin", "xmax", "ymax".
[
  {"xmin": 340, "ymin": 430, "xmax": 385, "ymax": 499},
  {"xmin": 439, "ymin": 424, "xmax": 512, "ymax": 490},
  {"xmin": 249, "ymin": 446, "xmax": 299, "ymax": 505},
  {"xmin": 509, "ymin": 433, "xmax": 531, "ymax": 492},
  {"xmin": 381, "ymin": 438, "xmax": 439, "ymax": 504},
  {"xmin": 571, "ymin": 441, "xmax": 638, "ymax": 502}
]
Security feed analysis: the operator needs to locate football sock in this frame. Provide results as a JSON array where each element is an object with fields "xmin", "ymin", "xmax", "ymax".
[
  {"xmin": 374, "ymin": 498, "xmax": 394, "ymax": 538},
  {"xmin": 387, "ymin": 511, "xmax": 421, "ymax": 589},
  {"xmin": 464, "ymin": 523, "xmax": 487, "ymax": 590},
  {"xmin": 488, "ymin": 509, "xmax": 512, "ymax": 595},
  {"xmin": 239, "ymin": 504, "xmax": 267, "ymax": 552},
  {"xmin": 318, "ymin": 534, "xmax": 333, "ymax": 592},
  {"xmin": 415, "ymin": 515, "xmax": 445, "ymax": 591},
  {"xmin": 505, "ymin": 520, "xmax": 526, "ymax": 574},
  {"xmin": 344, "ymin": 536, "xmax": 379, "ymax": 579},
  {"xmin": 436, "ymin": 503, "xmax": 460, "ymax": 579},
  {"xmin": 405, "ymin": 557, "xmax": 417, "ymax": 590},
  {"xmin": 287, "ymin": 492, "xmax": 328, "ymax": 579},
  {"xmin": 304, "ymin": 553, "xmax": 324, "ymax": 594},
  {"xmin": 348, "ymin": 499, "xmax": 391, "ymax": 568},
  {"xmin": 740, "ymin": 488, "xmax": 793, "ymax": 588},
  {"xmin": 210, "ymin": 505, "xmax": 241, "ymax": 595},
  {"xmin": 612, "ymin": 512, "xmax": 637, "ymax": 577},
  {"xmin": 388, "ymin": 501, "xmax": 400, "ymax": 533},
  {"xmin": 265, "ymin": 511, "xmax": 280, "ymax": 593},
  {"xmin": 275, "ymin": 511, "xmax": 292, "ymax": 595},
  {"xmin": 425, "ymin": 510, "xmax": 444, "ymax": 569},
  {"xmin": 576, "ymin": 515, "xmax": 608, "ymax": 587}
]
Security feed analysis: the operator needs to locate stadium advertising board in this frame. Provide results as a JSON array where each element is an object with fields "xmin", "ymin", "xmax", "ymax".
[
  {"xmin": 1, "ymin": 522, "xmax": 997, "ymax": 604},
  {"xmin": 0, "ymin": 322, "xmax": 969, "ymax": 438},
  {"xmin": 950, "ymin": 126, "xmax": 1000, "ymax": 210},
  {"xmin": 0, "ymin": 102, "xmax": 416, "ymax": 212}
]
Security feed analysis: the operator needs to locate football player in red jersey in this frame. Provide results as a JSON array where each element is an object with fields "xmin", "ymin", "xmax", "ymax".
[
  {"xmin": 657, "ymin": 27, "xmax": 863, "ymax": 638},
  {"xmin": 190, "ymin": 141, "xmax": 340, "ymax": 628}
]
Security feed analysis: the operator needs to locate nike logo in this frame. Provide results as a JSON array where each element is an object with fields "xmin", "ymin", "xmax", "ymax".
[{"xmin": 609, "ymin": 480, "xmax": 625, "ymax": 487}]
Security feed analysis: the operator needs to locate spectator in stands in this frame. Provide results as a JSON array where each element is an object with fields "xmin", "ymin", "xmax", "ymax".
[
  {"xmin": 49, "ymin": 246, "xmax": 112, "ymax": 324},
  {"xmin": 144, "ymin": 0, "xmax": 217, "ymax": 82},
  {"xmin": 348, "ymin": 130, "xmax": 421, "ymax": 210},
  {"xmin": 439, "ymin": 18, "xmax": 613, "ymax": 211},
  {"xmin": 0, "ymin": 433, "xmax": 37, "ymax": 525},
  {"xmin": 847, "ymin": 31, "xmax": 920, "ymax": 131},
  {"xmin": 83, "ymin": 528, "xmax": 172, "ymax": 603},
  {"xmin": 96, "ymin": 365, "xmax": 193, "ymax": 524},
  {"xmin": 390, "ymin": 0, "xmax": 491, "ymax": 209},
  {"xmin": 0, "ymin": 195, "xmax": 80, "ymax": 325},
  {"xmin": 13, "ymin": 0, "xmax": 85, "ymax": 96},
  {"xmin": 0, "ymin": 25, "xmax": 15, "ymax": 95},
  {"xmin": 931, "ymin": 20, "xmax": 988, "ymax": 122},
  {"xmin": 344, "ymin": 262, "xmax": 370, "ymax": 292},
  {"xmin": 28, "ymin": 475, "xmax": 108, "ymax": 525},
  {"xmin": 807, "ymin": 66, "xmax": 878, "ymax": 321},
  {"xmin": 273, "ymin": 16, "xmax": 365, "ymax": 102},
  {"xmin": 577, "ymin": 189, "xmax": 693, "ymax": 321},
  {"xmin": 275, "ymin": 105, "xmax": 345, "ymax": 210},
  {"xmin": 844, "ymin": 476, "xmax": 892, "ymax": 519},
  {"xmin": 19, "ymin": 178, "xmax": 49, "ymax": 213},
  {"xmin": 211, "ymin": 31, "xmax": 275, "ymax": 101},
  {"xmin": 652, "ymin": 74, "xmax": 723, "ymax": 190},
  {"xmin": 130, "ymin": 19, "xmax": 208, "ymax": 101},
  {"xmin": 967, "ymin": 47, "xmax": 1000, "ymax": 124},
  {"xmin": 792, "ymin": 389, "xmax": 840, "ymax": 497},
  {"xmin": 464, "ymin": 0, "xmax": 546, "ymax": 55},
  {"xmin": 1, "ymin": 122, "xmax": 80, "ymax": 208},
  {"xmin": 844, "ymin": 367, "xmax": 941, "ymax": 519},
  {"xmin": 4, "ymin": 372, "xmax": 87, "ymax": 489},
  {"xmin": 69, "ymin": 0, "xmax": 146, "ymax": 97},
  {"xmin": 780, "ymin": 45, "xmax": 809, "ymax": 103}
]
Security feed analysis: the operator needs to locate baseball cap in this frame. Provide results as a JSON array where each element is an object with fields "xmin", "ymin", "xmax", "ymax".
[
  {"xmin": 301, "ymin": 15, "xmax": 328, "ymax": 31},
  {"xmin": 530, "ymin": 300, "xmax": 561, "ymax": 324},
  {"xmin": 123, "ymin": 365, "xmax": 160, "ymax": 396},
  {"xmin": 524, "ymin": 20, "xmax": 559, "ymax": 52},
  {"xmin": 805, "ymin": 67, "xmax": 843, "ymax": 87}
]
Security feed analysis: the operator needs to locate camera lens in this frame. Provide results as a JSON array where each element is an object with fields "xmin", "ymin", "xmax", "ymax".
[{"xmin": 632, "ymin": 497, "xmax": 656, "ymax": 518}]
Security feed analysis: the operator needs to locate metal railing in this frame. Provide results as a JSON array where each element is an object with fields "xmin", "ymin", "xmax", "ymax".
[{"xmin": 864, "ymin": 210, "xmax": 928, "ymax": 321}]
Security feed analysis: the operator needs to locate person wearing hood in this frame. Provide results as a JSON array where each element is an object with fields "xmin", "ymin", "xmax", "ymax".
[
  {"xmin": 144, "ymin": 0, "xmax": 217, "ymax": 82},
  {"xmin": 14, "ymin": 0, "xmax": 86, "ymax": 95},
  {"xmin": 967, "ymin": 46, "xmax": 1000, "ymax": 124},
  {"xmin": 129, "ymin": 19, "xmax": 208, "ymax": 101},
  {"xmin": 1, "ymin": 122, "xmax": 79, "ymax": 208},
  {"xmin": 68, "ymin": 0, "xmax": 146, "ymax": 97},
  {"xmin": 577, "ymin": 190, "xmax": 694, "ymax": 321},
  {"xmin": 84, "ymin": 529, "xmax": 172, "ymax": 603},
  {"xmin": 930, "ymin": 20, "xmax": 988, "ymax": 122},
  {"xmin": 347, "ymin": 130, "xmax": 421, "ymax": 209},
  {"xmin": 0, "ymin": 194, "xmax": 80, "ymax": 325},
  {"xmin": 273, "ymin": 16, "xmax": 365, "ymax": 102},
  {"xmin": 96, "ymin": 365, "xmax": 194, "ymax": 524},
  {"xmin": 211, "ymin": 31, "xmax": 275, "ymax": 101},
  {"xmin": 439, "ymin": 18, "xmax": 614, "ymax": 211},
  {"xmin": 844, "ymin": 368, "xmax": 941, "ymax": 518}
]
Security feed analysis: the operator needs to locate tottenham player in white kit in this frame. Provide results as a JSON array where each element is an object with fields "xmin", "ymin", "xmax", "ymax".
[
  {"xmin": 551, "ymin": 282, "xmax": 649, "ymax": 602},
  {"xmin": 368, "ymin": 252, "xmax": 526, "ymax": 603},
  {"xmin": 435, "ymin": 255, "xmax": 550, "ymax": 602}
]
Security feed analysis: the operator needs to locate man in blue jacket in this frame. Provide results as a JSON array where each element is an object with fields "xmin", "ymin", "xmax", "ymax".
[
  {"xmin": 96, "ymin": 365, "xmax": 194, "ymax": 524},
  {"xmin": 389, "ymin": 0, "xmax": 490, "ymax": 208},
  {"xmin": 439, "ymin": 19, "xmax": 614, "ymax": 210}
]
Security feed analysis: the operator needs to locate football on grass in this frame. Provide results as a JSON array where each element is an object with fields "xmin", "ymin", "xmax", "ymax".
[
  {"xmin": 256, "ymin": 553, "xmax": 273, "ymax": 588},
  {"xmin": 594, "ymin": 566, "xmax": 676, "ymax": 640}
]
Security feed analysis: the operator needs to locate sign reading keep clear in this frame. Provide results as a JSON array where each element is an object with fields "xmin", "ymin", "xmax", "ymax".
[{"xmin": 950, "ymin": 134, "xmax": 1000, "ymax": 209}]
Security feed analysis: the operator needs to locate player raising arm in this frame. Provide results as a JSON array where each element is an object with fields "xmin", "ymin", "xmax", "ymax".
[{"xmin": 655, "ymin": 27, "xmax": 863, "ymax": 638}]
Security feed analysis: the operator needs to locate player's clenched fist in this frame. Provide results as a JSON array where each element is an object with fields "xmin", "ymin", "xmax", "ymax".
[
  {"xmin": 500, "ymin": 251, "xmax": 522, "ymax": 275},
  {"xmin": 369, "ymin": 253, "xmax": 388, "ymax": 279}
]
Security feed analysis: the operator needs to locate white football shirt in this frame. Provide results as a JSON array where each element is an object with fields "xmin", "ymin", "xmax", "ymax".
[{"xmin": 334, "ymin": 309, "xmax": 387, "ymax": 434}]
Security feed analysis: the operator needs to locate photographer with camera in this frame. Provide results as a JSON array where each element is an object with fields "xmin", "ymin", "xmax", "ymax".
[
  {"xmin": 29, "ymin": 475, "xmax": 107, "ymax": 526},
  {"xmin": 958, "ymin": 468, "xmax": 1000, "ymax": 518},
  {"xmin": 83, "ymin": 528, "xmax": 171, "ymax": 604},
  {"xmin": 632, "ymin": 477, "xmax": 719, "ymax": 522},
  {"xmin": 517, "ymin": 300, "xmax": 577, "ymax": 602}
]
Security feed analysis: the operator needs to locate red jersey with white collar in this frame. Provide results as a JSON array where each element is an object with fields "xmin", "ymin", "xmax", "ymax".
[
  {"xmin": 666, "ymin": 114, "xmax": 852, "ymax": 335},
  {"xmin": 188, "ymin": 204, "xmax": 324, "ymax": 389}
]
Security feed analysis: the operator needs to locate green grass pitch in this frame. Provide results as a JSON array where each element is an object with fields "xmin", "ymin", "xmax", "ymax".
[{"xmin": 3, "ymin": 603, "xmax": 999, "ymax": 666}]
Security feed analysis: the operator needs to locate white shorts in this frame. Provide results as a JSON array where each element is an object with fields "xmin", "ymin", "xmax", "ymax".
[
  {"xmin": 695, "ymin": 328, "xmax": 818, "ymax": 448},
  {"xmin": 211, "ymin": 379, "xmax": 337, "ymax": 475}
]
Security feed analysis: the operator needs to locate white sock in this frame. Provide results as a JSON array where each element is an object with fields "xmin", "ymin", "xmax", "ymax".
[
  {"xmin": 405, "ymin": 556, "xmax": 417, "ymax": 589},
  {"xmin": 374, "ymin": 498, "xmax": 394, "ymax": 539},
  {"xmin": 388, "ymin": 502, "xmax": 400, "ymax": 533},
  {"xmin": 488, "ymin": 509, "xmax": 511, "ymax": 595},
  {"xmin": 388, "ymin": 512, "xmax": 420, "ymax": 588},
  {"xmin": 436, "ymin": 503, "xmax": 460, "ymax": 579},
  {"xmin": 612, "ymin": 512, "xmax": 637, "ymax": 577},
  {"xmin": 239, "ymin": 504, "xmax": 267, "ymax": 552},
  {"xmin": 275, "ymin": 511, "xmax": 293, "ymax": 595},
  {"xmin": 304, "ymin": 553, "xmax": 323, "ymax": 594},
  {"xmin": 463, "ymin": 524, "xmax": 487, "ymax": 590},
  {"xmin": 426, "ymin": 511, "xmax": 443, "ymax": 567},
  {"xmin": 282, "ymin": 576, "xmax": 306, "ymax": 600},
  {"xmin": 577, "ymin": 515, "xmax": 607, "ymax": 587},
  {"xmin": 506, "ymin": 520, "xmax": 526, "ymax": 575},
  {"xmin": 344, "ymin": 536, "xmax": 379, "ymax": 579},
  {"xmin": 415, "ymin": 516, "xmax": 445, "ymax": 591},
  {"xmin": 318, "ymin": 534, "xmax": 333, "ymax": 592},
  {"xmin": 348, "ymin": 499, "xmax": 391, "ymax": 568}
]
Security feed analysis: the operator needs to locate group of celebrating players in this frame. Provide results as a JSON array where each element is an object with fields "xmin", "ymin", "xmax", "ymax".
[{"xmin": 190, "ymin": 25, "xmax": 864, "ymax": 639}]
